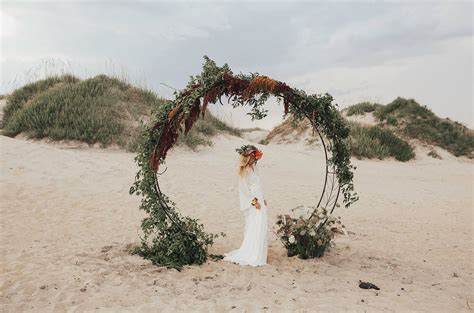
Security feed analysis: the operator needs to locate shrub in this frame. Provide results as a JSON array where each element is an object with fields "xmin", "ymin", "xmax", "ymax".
[
  {"xmin": 2, "ymin": 75, "xmax": 159, "ymax": 148},
  {"xmin": 345, "ymin": 121, "xmax": 415, "ymax": 161},
  {"xmin": 373, "ymin": 97, "xmax": 474, "ymax": 158},
  {"xmin": 373, "ymin": 97, "xmax": 435, "ymax": 121},
  {"xmin": 386, "ymin": 115, "xmax": 398, "ymax": 126},
  {"xmin": 2, "ymin": 74, "xmax": 242, "ymax": 151},
  {"xmin": 403, "ymin": 118, "xmax": 474, "ymax": 157},
  {"xmin": 241, "ymin": 127, "xmax": 265, "ymax": 132},
  {"xmin": 276, "ymin": 205, "xmax": 345, "ymax": 259},
  {"xmin": 2, "ymin": 74, "xmax": 79, "ymax": 127},
  {"xmin": 345, "ymin": 102, "xmax": 383, "ymax": 116}
]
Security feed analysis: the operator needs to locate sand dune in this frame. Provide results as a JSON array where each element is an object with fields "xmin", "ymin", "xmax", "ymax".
[
  {"xmin": 1, "ymin": 134, "xmax": 473, "ymax": 312},
  {"xmin": 241, "ymin": 129, "xmax": 269, "ymax": 143},
  {"xmin": 340, "ymin": 111, "xmax": 378, "ymax": 127}
]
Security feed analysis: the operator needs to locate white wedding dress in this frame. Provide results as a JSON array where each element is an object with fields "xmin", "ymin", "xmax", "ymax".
[{"xmin": 223, "ymin": 164, "xmax": 268, "ymax": 267}]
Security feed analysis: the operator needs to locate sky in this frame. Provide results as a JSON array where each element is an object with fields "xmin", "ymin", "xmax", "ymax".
[{"xmin": 1, "ymin": 0, "xmax": 472, "ymax": 129}]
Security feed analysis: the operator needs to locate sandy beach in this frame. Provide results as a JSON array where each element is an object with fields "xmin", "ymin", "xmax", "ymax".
[{"xmin": 1, "ymin": 133, "xmax": 473, "ymax": 312}]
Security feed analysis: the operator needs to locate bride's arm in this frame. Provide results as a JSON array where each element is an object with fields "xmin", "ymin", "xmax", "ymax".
[{"xmin": 247, "ymin": 174, "xmax": 264, "ymax": 210}]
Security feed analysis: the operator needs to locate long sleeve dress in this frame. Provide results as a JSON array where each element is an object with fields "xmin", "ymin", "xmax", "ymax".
[{"xmin": 223, "ymin": 164, "xmax": 268, "ymax": 267}]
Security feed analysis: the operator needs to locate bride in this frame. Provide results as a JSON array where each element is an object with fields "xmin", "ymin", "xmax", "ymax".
[{"xmin": 223, "ymin": 144, "xmax": 268, "ymax": 267}]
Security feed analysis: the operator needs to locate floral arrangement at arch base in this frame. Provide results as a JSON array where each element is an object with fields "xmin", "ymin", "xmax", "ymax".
[{"xmin": 276, "ymin": 205, "xmax": 346, "ymax": 259}]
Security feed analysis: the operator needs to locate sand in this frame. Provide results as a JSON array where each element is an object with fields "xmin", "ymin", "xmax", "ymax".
[
  {"xmin": 241, "ymin": 129, "xmax": 269, "ymax": 143},
  {"xmin": 1, "ymin": 133, "xmax": 473, "ymax": 312},
  {"xmin": 340, "ymin": 111, "xmax": 378, "ymax": 127}
]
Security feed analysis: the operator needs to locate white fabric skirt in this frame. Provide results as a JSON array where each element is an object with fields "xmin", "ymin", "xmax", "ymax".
[{"xmin": 223, "ymin": 206, "xmax": 268, "ymax": 267}]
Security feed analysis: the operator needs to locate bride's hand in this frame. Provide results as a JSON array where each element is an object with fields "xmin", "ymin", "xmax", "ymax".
[{"xmin": 255, "ymin": 201, "xmax": 261, "ymax": 210}]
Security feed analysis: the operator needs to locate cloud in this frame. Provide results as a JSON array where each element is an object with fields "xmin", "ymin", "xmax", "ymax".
[
  {"xmin": 0, "ymin": 10, "xmax": 19, "ymax": 38},
  {"xmin": 1, "ymin": 1, "xmax": 472, "ymax": 127},
  {"xmin": 289, "ymin": 35, "xmax": 472, "ymax": 114}
]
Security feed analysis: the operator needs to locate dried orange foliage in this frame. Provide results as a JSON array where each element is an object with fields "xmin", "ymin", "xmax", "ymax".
[
  {"xmin": 252, "ymin": 75, "xmax": 279, "ymax": 91},
  {"xmin": 242, "ymin": 75, "xmax": 279, "ymax": 99},
  {"xmin": 168, "ymin": 107, "xmax": 178, "ymax": 120},
  {"xmin": 151, "ymin": 74, "xmax": 294, "ymax": 173}
]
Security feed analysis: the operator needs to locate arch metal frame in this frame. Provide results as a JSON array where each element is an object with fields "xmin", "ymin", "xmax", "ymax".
[{"xmin": 144, "ymin": 59, "xmax": 355, "ymax": 243}]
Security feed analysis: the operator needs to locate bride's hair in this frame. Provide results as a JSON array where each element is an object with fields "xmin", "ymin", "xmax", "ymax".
[{"xmin": 238, "ymin": 154, "xmax": 254, "ymax": 176}]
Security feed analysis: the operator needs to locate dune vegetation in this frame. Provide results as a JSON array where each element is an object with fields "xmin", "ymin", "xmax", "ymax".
[
  {"xmin": 2, "ymin": 76, "xmax": 471, "ymax": 160},
  {"xmin": 266, "ymin": 114, "xmax": 415, "ymax": 161},
  {"xmin": 344, "ymin": 101, "xmax": 383, "ymax": 116},
  {"xmin": 266, "ymin": 97, "xmax": 473, "ymax": 161},
  {"xmin": 1, "ymin": 74, "xmax": 242, "ymax": 151},
  {"xmin": 344, "ymin": 98, "xmax": 474, "ymax": 158},
  {"xmin": 345, "ymin": 121, "xmax": 415, "ymax": 161},
  {"xmin": 373, "ymin": 97, "xmax": 474, "ymax": 157}
]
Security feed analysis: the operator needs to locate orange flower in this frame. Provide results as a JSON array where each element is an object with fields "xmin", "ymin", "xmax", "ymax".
[
  {"xmin": 254, "ymin": 149, "xmax": 263, "ymax": 160},
  {"xmin": 168, "ymin": 108, "xmax": 178, "ymax": 120}
]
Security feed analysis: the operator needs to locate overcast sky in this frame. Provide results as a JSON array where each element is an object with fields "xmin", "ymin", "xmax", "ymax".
[{"xmin": 1, "ymin": 0, "xmax": 472, "ymax": 129}]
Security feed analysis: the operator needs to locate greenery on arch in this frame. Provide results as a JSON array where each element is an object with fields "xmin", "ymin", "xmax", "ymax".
[{"xmin": 130, "ymin": 56, "xmax": 358, "ymax": 269}]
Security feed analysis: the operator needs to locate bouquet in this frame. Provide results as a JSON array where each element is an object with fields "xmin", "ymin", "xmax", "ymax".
[{"xmin": 275, "ymin": 205, "xmax": 346, "ymax": 259}]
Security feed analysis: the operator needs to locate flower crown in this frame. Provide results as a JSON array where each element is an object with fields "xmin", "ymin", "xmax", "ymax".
[{"xmin": 236, "ymin": 144, "xmax": 263, "ymax": 160}]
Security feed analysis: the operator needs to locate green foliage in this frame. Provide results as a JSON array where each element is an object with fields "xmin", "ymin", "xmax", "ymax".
[
  {"xmin": 386, "ymin": 115, "xmax": 398, "ymax": 126},
  {"xmin": 373, "ymin": 97, "xmax": 434, "ymax": 121},
  {"xmin": 342, "ymin": 97, "xmax": 473, "ymax": 158},
  {"xmin": 2, "ymin": 74, "xmax": 164, "ymax": 149},
  {"xmin": 1, "ymin": 74, "xmax": 241, "ymax": 152},
  {"xmin": 2, "ymin": 74, "xmax": 79, "ymax": 127},
  {"xmin": 374, "ymin": 97, "xmax": 474, "ymax": 157},
  {"xmin": 403, "ymin": 117, "xmax": 473, "ymax": 157},
  {"xmin": 131, "ymin": 214, "xmax": 220, "ymax": 269},
  {"xmin": 240, "ymin": 127, "xmax": 265, "ymax": 132},
  {"xmin": 345, "ymin": 102, "xmax": 383, "ymax": 116},
  {"xmin": 345, "ymin": 121, "xmax": 415, "ymax": 161},
  {"xmin": 276, "ymin": 205, "xmax": 345, "ymax": 259},
  {"xmin": 130, "ymin": 114, "xmax": 223, "ymax": 269}
]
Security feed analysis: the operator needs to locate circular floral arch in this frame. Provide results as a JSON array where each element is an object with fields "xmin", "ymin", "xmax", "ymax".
[{"xmin": 130, "ymin": 56, "xmax": 358, "ymax": 269}]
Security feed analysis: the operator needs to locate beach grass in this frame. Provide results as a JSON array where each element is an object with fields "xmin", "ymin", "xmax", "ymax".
[
  {"xmin": 344, "ymin": 101, "xmax": 383, "ymax": 116},
  {"xmin": 342, "ymin": 97, "xmax": 473, "ymax": 158},
  {"xmin": 1, "ymin": 74, "xmax": 242, "ymax": 151},
  {"xmin": 345, "ymin": 121, "xmax": 415, "ymax": 161},
  {"xmin": 375, "ymin": 97, "xmax": 474, "ymax": 157}
]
